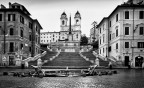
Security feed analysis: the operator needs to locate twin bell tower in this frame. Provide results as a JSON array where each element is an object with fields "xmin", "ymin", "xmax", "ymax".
[{"xmin": 60, "ymin": 11, "xmax": 81, "ymax": 31}]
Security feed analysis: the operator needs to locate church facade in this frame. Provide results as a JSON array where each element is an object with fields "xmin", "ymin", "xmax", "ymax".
[
  {"xmin": 40, "ymin": 11, "xmax": 81, "ymax": 45},
  {"xmin": 59, "ymin": 11, "xmax": 81, "ymax": 41}
]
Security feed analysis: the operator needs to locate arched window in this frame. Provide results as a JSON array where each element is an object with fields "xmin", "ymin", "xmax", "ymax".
[
  {"xmin": 62, "ymin": 20, "xmax": 65, "ymax": 25},
  {"xmin": 9, "ymin": 28, "xmax": 14, "ymax": 35},
  {"xmin": 76, "ymin": 20, "xmax": 79, "ymax": 24}
]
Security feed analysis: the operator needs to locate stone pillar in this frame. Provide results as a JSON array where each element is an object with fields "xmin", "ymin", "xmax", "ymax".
[
  {"xmin": 2, "ymin": 56, "xmax": 7, "ymax": 66},
  {"xmin": 15, "ymin": 58, "xmax": 21, "ymax": 66},
  {"xmin": 21, "ymin": 61, "xmax": 25, "ymax": 69},
  {"xmin": 95, "ymin": 58, "xmax": 99, "ymax": 66},
  {"xmin": 25, "ymin": 61, "xmax": 29, "ymax": 67},
  {"xmin": 37, "ymin": 58, "xmax": 42, "ymax": 67},
  {"xmin": 131, "ymin": 59, "xmax": 134, "ymax": 67}
]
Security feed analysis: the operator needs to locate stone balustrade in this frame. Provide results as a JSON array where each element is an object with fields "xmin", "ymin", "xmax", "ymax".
[
  {"xmin": 49, "ymin": 49, "xmax": 61, "ymax": 61},
  {"xmin": 92, "ymin": 51, "xmax": 106, "ymax": 61},
  {"xmin": 79, "ymin": 51, "xmax": 95, "ymax": 64},
  {"xmin": 20, "ymin": 50, "xmax": 47, "ymax": 67}
]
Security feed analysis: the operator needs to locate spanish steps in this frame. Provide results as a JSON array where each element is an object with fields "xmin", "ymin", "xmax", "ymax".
[
  {"xmin": 29, "ymin": 47, "xmax": 57, "ymax": 66},
  {"xmin": 43, "ymin": 52, "xmax": 92, "ymax": 67},
  {"xmin": 29, "ymin": 46, "xmax": 109, "ymax": 68},
  {"xmin": 81, "ymin": 51, "xmax": 109, "ymax": 67}
]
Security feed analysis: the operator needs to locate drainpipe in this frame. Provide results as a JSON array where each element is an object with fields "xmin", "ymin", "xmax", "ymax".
[
  {"xmin": 131, "ymin": 5, "xmax": 135, "ymax": 67},
  {"xmin": 107, "ymin": 18, "xmax": 110, "ymax": 60},
  {"xmin": 3, "ymin": 11, "xmax": 6, "ymax": 54}
]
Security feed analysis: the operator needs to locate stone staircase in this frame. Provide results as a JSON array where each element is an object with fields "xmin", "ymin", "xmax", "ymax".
[
  {"xmin": 43, "ymin": 52, "xmax": 92, "ymax": 67},
  {"xmin": 107, "ymin": 56, "xmax": 123, "ymax": 66},
  {"xmin": 81, "ymin": 51, "xmax": 109, "ymax": 67},
  {"xmin": 28, "ymin": 47, "xmax": 57, "ymax": 66}
]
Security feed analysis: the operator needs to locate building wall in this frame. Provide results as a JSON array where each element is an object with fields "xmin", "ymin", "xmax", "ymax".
[
  {"xmin": 97, "ymin": 3, "xmax": 144, "ymax": 67},
  {"xmin": 40, "ymin": 32, "xmax": 60, "ymax": 44},
  {"xmin": 0, "ymin": 3, "xmax": 42, "ymax": 66},
  {"xmin": 60, "ymin": 31, "xmax": 81, "ymax": 41},
  {"xmin": 109, "ymin": 7, "xmax": 144, "ymax": 64},
  {"xmin": 90, "ymin": 26, "xmax": 99, "ymax": 43},
  {"xmin": 98, "ymin": 19, "xmax": 108, "ymax": 57}
]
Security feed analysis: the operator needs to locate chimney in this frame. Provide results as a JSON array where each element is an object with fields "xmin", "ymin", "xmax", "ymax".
[{"xmin": 9, "ymin": 2, "xmax": 12, "ymax": 8}]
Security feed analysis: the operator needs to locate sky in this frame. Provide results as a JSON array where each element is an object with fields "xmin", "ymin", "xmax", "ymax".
[{"xmin": 0, "ymin": 0, "xmax": 128, "ymax": 37}]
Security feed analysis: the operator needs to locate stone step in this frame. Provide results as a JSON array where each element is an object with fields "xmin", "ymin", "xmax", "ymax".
[
  {"xmin": 44, "ymin": 52, "xmax": 92, "ymax": 66},
  {"xmin": 82, "ymin": 52, "xmax": 109, "ymax": 67}
]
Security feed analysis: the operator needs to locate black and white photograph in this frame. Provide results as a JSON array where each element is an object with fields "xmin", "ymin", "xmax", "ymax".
[{"xmin": 0, "ymin": 0, "xmax": 144, "ymax": 88}]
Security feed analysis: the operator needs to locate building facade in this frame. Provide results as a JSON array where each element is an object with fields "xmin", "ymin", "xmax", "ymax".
[
  {"xmin": 97, "ymin": 0, "xmax": 144, "ymax": 67},
  {"xmin": 40, "ymin": 32, "xmax": 60, "ymax": 44},
  {"xmin": 0, "ymin": 3, "xmax": 42, "ymax": 66},
  {"xmin": 60, "ymin": 11, "xmax": 81, "ymax": 41},
  {"xmin": 90, "ymin": 21, "xmax": 99, "ymax": 43},
  {"xmin": 40, "ymin": 11, "xmax": 81, "ymax": 45},
  {"xmin": 97, "ymin": 18, "xmax": 108, "ymax": 58}
]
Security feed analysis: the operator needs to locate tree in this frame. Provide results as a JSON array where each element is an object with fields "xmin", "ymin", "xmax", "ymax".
[
  {"xmin": 80, "ymin": 35, "xmax": 88, "ymax": 45},
  {"xmin": 91, "ymin": 40, "xmax": 98, "ymax": 49}
]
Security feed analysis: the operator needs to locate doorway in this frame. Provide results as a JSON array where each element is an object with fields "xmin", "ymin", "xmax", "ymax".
[
  {"xmin": 124, "ymin": 56, "xmax": 129, "ymax": 66},
  {"xmin": 9, "ymin": 56, "xmax": 15, "ymax": 66},
  {"xmin": 135, "ymin": 56, "xmax": 143, "ymax": 67}
]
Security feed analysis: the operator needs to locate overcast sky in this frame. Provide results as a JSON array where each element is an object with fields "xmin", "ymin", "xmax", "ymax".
[{"xmin": 0, "ymin": 0, "xmax": 128, "ymax": 37}]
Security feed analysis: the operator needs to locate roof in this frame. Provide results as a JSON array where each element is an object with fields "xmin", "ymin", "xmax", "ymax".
[
  {"xmin": 97, "ymin": 17, "xmax": 108, "ymax": 28},
  {"xmin": 33, "ymin": 19, "xmax": 43, "ymax": 29},
  {"xmin": 75, "ymin": 11, "xmax": 80, "ymax": 15},
  {"xmin": 11, "ymin": 2, "xmax": 31, "ymax": 15},
  {"xmin": 97, "ymin": 4, "xmax": 144, "ymax": 28},
  {"xmin": 62, "ymin": 12, "xmax": 66, "ymax": 15},
  {"xmin": 108, "ymin": 4, "xmax": 144, "ymax": 19},
  {"xmin": 0, "ymin": 9, "xmax": 32, "ymax": 20},
  {"xmin": 75, "ymin": 11, "xmax": 81, "ymax": 18}
]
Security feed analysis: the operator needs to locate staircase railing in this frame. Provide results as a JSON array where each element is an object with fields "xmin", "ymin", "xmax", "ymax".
[
  {"xmin": 49, "ymin": 49, "xmax": 61, "ymax": 61},
  {"xmin": 79, "ymin": 50, "xmax": 95, "ymax": 64},
  {"xmin": 108, "ymin": 56, "xmax": 117, "ymax": 62},
  {"xmin": 47, "ymin": 46, "xmax": 52, "ymax": 51},
  {"xmin": 22, "ymin": 50, "xmax": 47, "ymax": 62},
  {"xmin": 92, "ymin": 51, "xmax": 106, "ymax": 61}
]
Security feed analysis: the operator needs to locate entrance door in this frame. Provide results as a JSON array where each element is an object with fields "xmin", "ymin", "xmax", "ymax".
[
  {"xmin": 124, "ymin": 56, "xmax": 129, "ymax": 66},
  {"xmin": 135, "ymin": 56, "xmax": 143, "ymax": 67},
  {"xmin": 9, "ymin": 56, "xmax": 15, "ymax": 66}
]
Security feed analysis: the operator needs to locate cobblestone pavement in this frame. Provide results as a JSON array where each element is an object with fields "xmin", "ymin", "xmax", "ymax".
[{"xmin": 0, "ymin": 69, "xmax": 144, "ymax": 88}]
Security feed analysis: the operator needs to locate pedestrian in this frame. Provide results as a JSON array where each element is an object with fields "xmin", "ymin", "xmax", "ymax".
[
  {"xmin": 21, "ymin": 61, "xmax": 25, "ymax": 69},
  {"xmin": 142, "ymin": 62, "xmax": 144, "ymax": 69},
  {"xmin": 31, "ymin": 65, "xmax": 40, "ymax": 76},
  {"xmin": 128, "ymin": 61, "xmax": 131, "ymax": 69},
  {"xmin": 108, "ymin": 61, "xmax": 112, "ymax": 69}
]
